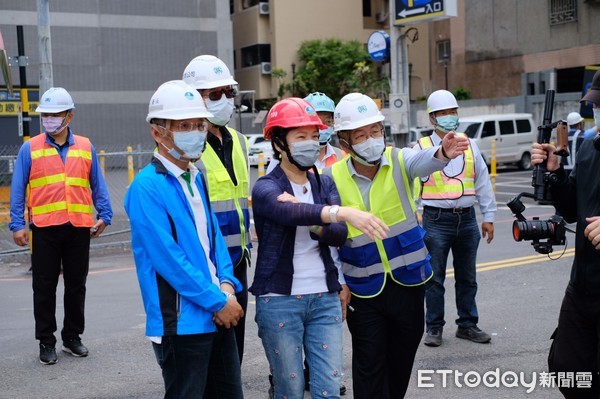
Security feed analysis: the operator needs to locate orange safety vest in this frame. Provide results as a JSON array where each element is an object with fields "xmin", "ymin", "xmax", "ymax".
[
  {"xmin": 28, "ymin": 134, "xmax": 95, "ymax": 227},
  {"xmin": 417, "ymin": 134, "xmax": 476, "ymax": 200},
  {"xmin": 322, "ymin": 147, "xmax": 345, "ymax": 168}
]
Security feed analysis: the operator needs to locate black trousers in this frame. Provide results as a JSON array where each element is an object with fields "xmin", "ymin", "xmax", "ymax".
[
  {"xmin": 346, "ymin": 280, "xmax": 425, "ymax": 399},
  {"xmin": 549, "ymin": 283, "xmax": 600, "ymax": 398},
  {"xmin": 31, "ymin": 225, "xmax": 91, "ymax": 345},
  {"xmin": 233, "ymin": 255, "xmax": 248, "ymax": 364}
]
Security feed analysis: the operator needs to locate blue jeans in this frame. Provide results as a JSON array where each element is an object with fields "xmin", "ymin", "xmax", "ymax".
[
  {"xmin": 152, "ymin": 328, "xmax": 243, "ymax": 399},
  {"xmin": 256, "ymin": 292, "xmax": 343, "ymax": 399},
  {"xmin": 423, "ymin": 206, "xmax": 481, "ymax": 330}
]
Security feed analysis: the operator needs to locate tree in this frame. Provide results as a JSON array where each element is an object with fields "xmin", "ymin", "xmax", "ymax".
[{"xmin": 279, "ymin": 39, "xmax": 387, "ymax": 103}]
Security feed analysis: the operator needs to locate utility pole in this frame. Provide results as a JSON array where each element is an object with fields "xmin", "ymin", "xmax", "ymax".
[
  {"xmin": 37, "ymin": 0, "xmax": 53, "ymax": 95},
  {"xmin": 16, "ymin": 26, "xmax": 30, "ymax": 142},
  {"xmin": 388, "ymin": 18, "xmax": 410, "ymax": 148}
]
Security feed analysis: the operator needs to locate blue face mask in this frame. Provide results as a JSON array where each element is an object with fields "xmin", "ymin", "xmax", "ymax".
[
  {"xmin": 319, "ymin": 127, "xmax": 334, "ymax": 145},
  {"xmin": 594, "ymin": 108, "xmax": 600, "ymax": 128},
  {"xmin": 161, "ymin": 129, "xmax": 207, "ymax": 161},
  {"xmin": 436, "ymin": 115, "xmax": 459, "ymax": 133}
]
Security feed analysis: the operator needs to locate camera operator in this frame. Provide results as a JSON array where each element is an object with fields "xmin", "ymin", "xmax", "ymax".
[{"xmin": 531, "ymin": 69, "xmax": 600, "ymax": 398}]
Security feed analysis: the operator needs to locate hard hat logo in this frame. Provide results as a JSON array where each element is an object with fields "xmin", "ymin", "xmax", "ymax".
[
  {"xmin": 305, "ymin": 106, "xmax": 317, "ymax": 116},
  {"xmin": 213, "ymin": 66, "xmax": 223, "ymax": 75},
  {"xmin": 358, "ymin": 105, "xmax": 368, "ymax": 113},
  {"xmin": 184, "ymin": 92, "xmax": 195, "ymax": 100}
]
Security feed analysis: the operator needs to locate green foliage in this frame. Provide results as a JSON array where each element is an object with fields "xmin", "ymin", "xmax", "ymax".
[
  {"xmin": 451, "ymin": 86, "xmax": 471, "ymax": 100},
  {"xmin": 277, "ymin": 39, "xmax": 388, "ymax": 103}
]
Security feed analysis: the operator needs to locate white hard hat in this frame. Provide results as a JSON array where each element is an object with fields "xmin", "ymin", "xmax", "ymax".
[
  {"xmin": 35, "ymin": 87, "xmax": 75, "ymax": 113},
  {"xmin": 566, "ymin": 112, "xmax": 584, "ymax": 126},
  {"xmin": 334, "ymin": 93, "xmax": 385, "ymax": 132},
  {"xmin": 182, "ymin": 55, "xmax": 238, "ymax": 90},
  {"xmin": 146, "ymin": 80, "xmax": 213, "ymax": 122},
  {"xmin": 427, "ymin": 90, "xmax": 459, "ymax": 113}
]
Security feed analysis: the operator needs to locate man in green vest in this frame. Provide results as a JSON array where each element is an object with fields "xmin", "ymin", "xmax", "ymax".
[
  {"xmin": 183, "ymin": 55, "xmax": 251, "ymax": 363},
  {"xmin": 324, "ymin": 92, "xmax": 469, "ymax": 398}
]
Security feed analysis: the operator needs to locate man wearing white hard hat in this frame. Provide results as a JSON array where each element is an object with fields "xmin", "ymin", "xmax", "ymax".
[
  {"xmin": 323, "ymin": 92, "xmax": 469, "ymax": 398},
  {"xmin": 562, "ymin": 111, "xmax": 585, "ymax": 174},
  {"xmin": 183, "ymin": 55, "xmax": 251, "ymax": 364},
  {"xmin": 125, "ymin": 80, "xmax": 244, "ymax": 398},
  {"xmin": 417, "ymin": 90, "xmax": 496, "ymax": 348},
  {"xmin": 9, "ymin": 87, "xmax": 113, "ymax": 365}
]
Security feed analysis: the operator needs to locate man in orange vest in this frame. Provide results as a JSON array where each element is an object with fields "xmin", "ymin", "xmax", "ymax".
[{"xmin": 9, "ymin": 87, "xmax": 112, "ymax": 365}]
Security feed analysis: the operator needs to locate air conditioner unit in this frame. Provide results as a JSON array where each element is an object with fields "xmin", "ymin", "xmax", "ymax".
[
  {"xmin": 260, "ymin": 62, "xmax": 272, "ymax": 75},
  {"xmin": 376, "ymin": 12, "xmax": 388, "ymax": 24},
  {"xmin": 259, "ymin": 2, "xmax": 269, "ymax": 15}
]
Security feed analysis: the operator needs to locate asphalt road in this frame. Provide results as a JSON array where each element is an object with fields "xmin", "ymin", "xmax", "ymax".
[{"xmin": 0, "ymin": 167, "xmax": 574, "ymax": 398}]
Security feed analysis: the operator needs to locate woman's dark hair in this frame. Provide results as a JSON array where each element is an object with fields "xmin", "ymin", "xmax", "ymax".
[{"xmin": 270, "ymin": 126, "xmax": 292, "ymax": 161}]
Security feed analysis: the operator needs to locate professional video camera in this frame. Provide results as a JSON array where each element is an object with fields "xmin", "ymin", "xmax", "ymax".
[{"xmin": 507, "ymin": 89, "xmax": 573, "ymax": 255}]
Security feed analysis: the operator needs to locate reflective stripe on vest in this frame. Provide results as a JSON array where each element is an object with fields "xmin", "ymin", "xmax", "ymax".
[
  {"xmin": 28, "ymin": 134, "xmax": 95, "ymax": 227},
  {"xmin": 418, "ymin": 133, "xmax": 476, "ymax": 200},
  {"xmin": 197, "ymin": 128, "xmax": 250, "ymax": 263},
  {"xmin": 327, "ymin": 147, "xmax": 432, "ymax": 298}
]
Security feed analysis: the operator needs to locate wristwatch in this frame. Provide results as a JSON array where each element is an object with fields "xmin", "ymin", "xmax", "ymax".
[{"xmin": 329, "ymin": 205, "xmax": 340, "ymax": 223}]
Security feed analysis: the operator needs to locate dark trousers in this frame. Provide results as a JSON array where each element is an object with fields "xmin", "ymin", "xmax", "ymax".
[
  {"xmin": 31, "ymin": 225, "xmax": 90, "ymax": 345},
  {"xmin": 346, "ymin": 281, "xmax": 425, "ymax": 399},
  {"xmin": 152, "ymin": 328, "xmax": 243, "ymax": 399},
  {"xmin": 549, "ymin": 284, "xmax": 600, "ymax": 398},
  {"xmin": 233, "ymin": 255, "xmax": 248, "ymax": 364}
]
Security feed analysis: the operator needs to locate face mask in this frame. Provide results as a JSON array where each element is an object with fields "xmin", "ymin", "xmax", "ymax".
[
  {"xmin": 42, "ymin": 116, "xmax": 67, "ymax": 135},
  {"xmin": 319, "ymin": 127, "xmax": 334, "ymax": 145},
  {"xmin": 206, "ymin": 96, "xmax": 235, "ymax": 126},
  {"xmin": 172, "ymin": 130, "xmax": 207, "ymax": 160},
  {"xmin": 436, "ymin": 115, "xmax": 459, "ymax": 133},
  {"xmin": 290, "ymin": 140, "xmax": 321, "ymax": 168},
  {"xmin": 352, "ymin": 137, "xmax": 386, "ymax": 165},
  {"xmin": 594, "ymin": 108, "xmax": 600, "ymax": 128}
]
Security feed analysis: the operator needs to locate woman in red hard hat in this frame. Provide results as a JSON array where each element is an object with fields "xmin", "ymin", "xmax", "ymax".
[{"xmin": 250, "ymin": 97, "xmax": 388, "ymax": 398}]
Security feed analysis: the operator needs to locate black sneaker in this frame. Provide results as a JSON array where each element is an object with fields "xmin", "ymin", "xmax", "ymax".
[
  {"xmin": 62, "ymin": 338, "xmax": 89, "ymax": 357},
  {"xmin": 424, "ymin": 327, "xmax": 443, "ymax": 347},
  {"xmin": 456, "ymin": 326, "xmax": 491, "ymax": 343},
  {"xmin": 39, "ymin": 343, "xmax": 57, "ymax": 365},
  {"xmin": 340, "ymin": 383, "xmax": 347, "ymax": 396}
]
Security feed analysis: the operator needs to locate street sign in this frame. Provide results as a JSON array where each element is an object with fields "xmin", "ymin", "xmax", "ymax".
[
  {"xmin": 394, "ymin": 0, "xmax": 457, "ymax": 26},
  {"xmin": 367, "ymin": 31, "xmax": 390, "ymax": 62}
]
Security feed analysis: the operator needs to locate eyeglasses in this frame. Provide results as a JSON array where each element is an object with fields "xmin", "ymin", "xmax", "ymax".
[
  {"xmin": 350, "ymin": 125, "xmax": 384, "ymax": 144},
  {"xmin": 156, "ymin": 121, "xmax": 208, "ymax": 133},
  {"xmin": 205, "ymin": 87, "xmax": 237, "ymax": 102}
]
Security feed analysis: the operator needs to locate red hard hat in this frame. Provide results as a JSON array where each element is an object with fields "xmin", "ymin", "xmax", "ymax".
[{"xmin": 263, "ymin": 97, "xmax": 328, "ymax": 139}]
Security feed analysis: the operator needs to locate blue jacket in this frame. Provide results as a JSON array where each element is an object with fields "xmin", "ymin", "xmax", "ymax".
[
  {"xmin": 124, "ymin": 157, "xmax": 242, "ymax": 336},
  {"xmin": 250, "ymin": 165, "xmax": 347, "ymax": 296}
]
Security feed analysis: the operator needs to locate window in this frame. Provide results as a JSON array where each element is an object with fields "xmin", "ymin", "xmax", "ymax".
[
  {"xmin": 549, "ymin": 0, "xmax": 577, "ymax": 25},
  {"xmin": 437, "ymin": 40, "xmax": 451, "ymax": 63},
  {"xmin": 481, "ymin": 121, "xmax": 496, "ymax": 138},
  {"xmin": 516, "ymin": 119, "xmax": 532, "ymax": 133},
  {"xmin": 243, "ymin": 0, "xmax": 262, "ymax": 9},
  {"xmin": 499, "ymin": 120, "xmax": 515, "ymax": 135},
  {"xmin": 362, "ymin": 0, "xmax": 372, "ymax": 17},
  {"xmin": 459, "ymin": 122, "xmax": 481, "ymax": 139},
  {"xmin": 241, "ymin": 44, "xmax": 271, "ymax": 67}
]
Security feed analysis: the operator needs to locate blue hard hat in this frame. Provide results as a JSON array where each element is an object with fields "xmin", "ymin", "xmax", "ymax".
[{"xmin": 304, "ymin": 92, "xmax": 335, "ymax": 113}]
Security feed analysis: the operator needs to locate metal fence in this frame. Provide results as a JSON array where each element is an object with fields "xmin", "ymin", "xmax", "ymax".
[{"xmin": 0, "ymin": 144, "xmax": 155, "ymax": 257}]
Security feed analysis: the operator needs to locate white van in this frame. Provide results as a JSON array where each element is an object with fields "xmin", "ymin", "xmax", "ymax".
[{"xmin": 457, "ymin": 113, "xmax": 536, "ymax": 170}]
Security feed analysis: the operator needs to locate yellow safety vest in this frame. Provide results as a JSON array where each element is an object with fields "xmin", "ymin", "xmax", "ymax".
[{"xmin": 417, "ymin": 133, "xmax": 476, "ymax": 200}]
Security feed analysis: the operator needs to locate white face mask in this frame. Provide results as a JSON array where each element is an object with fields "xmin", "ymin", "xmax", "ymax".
[
  {"xmin": 352, "ymin": 137, "xmax": 386, "ymax": 165},
  {"xmin": 594, "ymin": 108, "xmax": 600, "ymax": 128},
  {"xmin": 206, "ymin": 97, "xmax": 235, "ymax": 126},
  {"xmin": 158, "ymin": 126, "xmax": 207, "ymax": 161},
  {"xmin": 290, "ymin": 140, "xmax": 321, "ymax": 168}
]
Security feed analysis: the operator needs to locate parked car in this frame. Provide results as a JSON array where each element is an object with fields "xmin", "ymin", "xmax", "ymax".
[
  {"xmin": 246, "ymin": 134, "xmax": 273, "ymax": 167},
  {"xmin": 408, "ymin": 126, "xmax": 434, "ymax": 147},
  {"xmin": 457, "ymin": 113, "xmax": 536, "ymax": 170}
]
